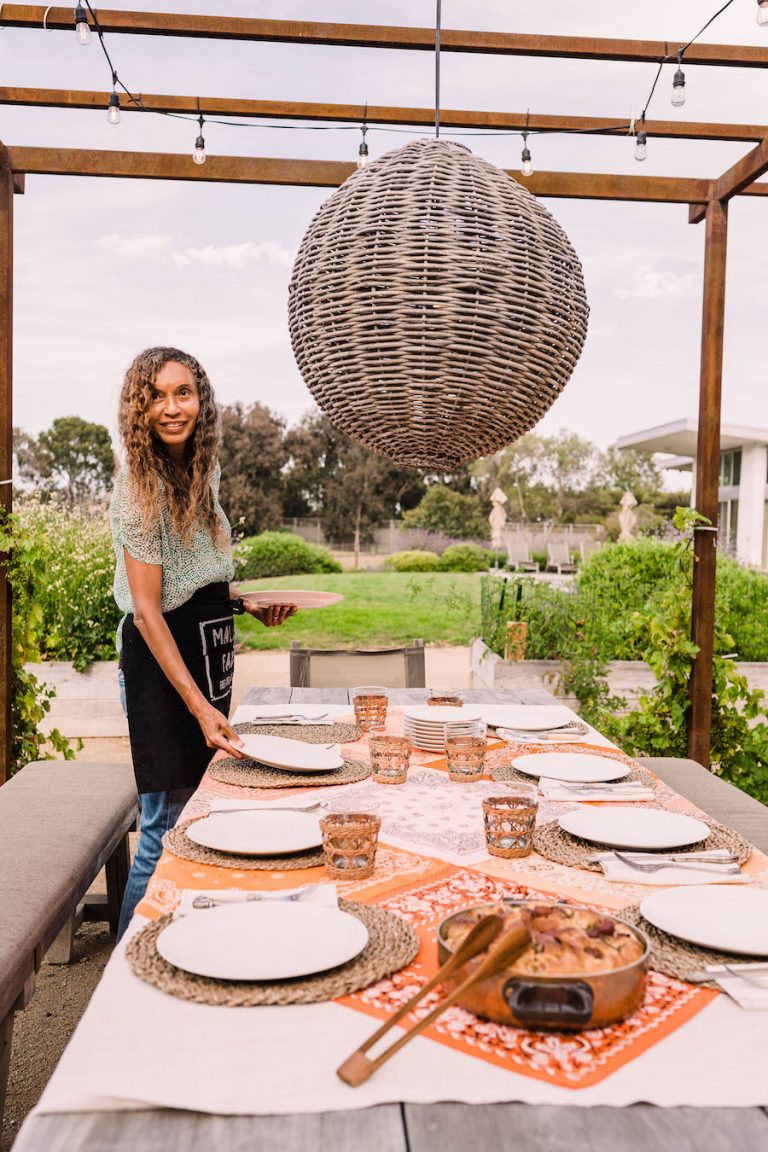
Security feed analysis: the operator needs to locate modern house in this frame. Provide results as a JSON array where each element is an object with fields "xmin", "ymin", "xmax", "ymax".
[{"xmin": 615, "ymin": 419, "xmax": 768, "ymax": 569}]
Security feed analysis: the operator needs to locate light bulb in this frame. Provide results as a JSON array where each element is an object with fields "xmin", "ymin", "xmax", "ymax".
[
  {"xmin": 193, "ymin": 135, "xmax": 206, "ymax": 165},
  {"xmin": 671, "ymin": 68, "xmax": 686, "ymax": 107},
  {"xmin": 357, "ymin": 140, "xmax": 369, "ymax": 169},
  {"xmin": 634, "ymin": 131, "xmax": 647, "ymax": 162},
  {"xmin": 107, "ymin": 91, "xmax": 121, "ymax": 126},
  {"xmin": 758, "ymin": 0, "xmax": 768, "ymax": 25},
  {"xmin": 521, "ymin": 146, "xmax": 533, "ymax": 177},
  {"xmin": 74, "ymin": 4, "xmax": 92, "ymax": 45}
]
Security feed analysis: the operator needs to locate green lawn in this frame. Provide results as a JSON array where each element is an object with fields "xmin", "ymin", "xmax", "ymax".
[{"xmin": 235, "ymin": 572, "xmax": 482, "ymax": 650}]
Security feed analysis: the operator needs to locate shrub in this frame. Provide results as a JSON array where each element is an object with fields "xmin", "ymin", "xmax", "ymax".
[
  {"xmin": 17, "ymin": 497, "xmax": 122, "ymax": 670},
  {"xmin": 388, "ymin": 550, "xmax": 442, "ymax": 572},
  {"xmin": 440, "ymin": 543, "xmax": 494, "ymax": 572},
  {"xmin": 234, "ymin": 531, "xmax": 340, "ymax": 580},
  {"xmin": 402, "ymin": 485, "xmax": 489, "ymax": 540}
]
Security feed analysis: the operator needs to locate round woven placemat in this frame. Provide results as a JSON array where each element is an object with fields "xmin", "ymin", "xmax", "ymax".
[
  {"xmin": 532, "ymin": 817, "xmax": 752, "ymax": 872},
  {"xmin": 620, "ymin": 904, "xmax": 761, "ymax": 986},
  {"xmin": 163, "ymin": 820, "xmax": 325, "ymax": 871},
  {"xmin": 125, "ymin": 899, "xmax": 420, "ymax": 1006},
  {"xmin": 235, "ymin": 721, "xmax": 361, "ymax": 745},
  {"xmin": 209, "ymin": 756, "xmax": 370, "ymax": 790},
  {"xmin": 489, "ymin": 765, "xmax": 653, "ymax": 788}
]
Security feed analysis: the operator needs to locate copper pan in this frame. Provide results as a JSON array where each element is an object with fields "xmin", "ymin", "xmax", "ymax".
[{"xmin": 437, "ymin": 900, "xmax": 650, "ymax": 1031}]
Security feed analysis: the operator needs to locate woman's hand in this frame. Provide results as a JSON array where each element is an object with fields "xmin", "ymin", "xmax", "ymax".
[
  {"xmin": 194, "ymin": 700, "xmax": 248, "ymax": 758},
  {"xmin": 245, "ymin": 602, "xmax": 298, "ymax": 628}
]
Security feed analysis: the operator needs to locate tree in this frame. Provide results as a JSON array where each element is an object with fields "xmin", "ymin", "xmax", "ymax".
[
  {"xmin": 595, "ymin": 446, "xmax": 663, "ymax": 505},
  {"xmin": 283, "ymin": 411, "xmax": 425, "ymax": 565},
  {"xmin": 472, "ymin": 434, "xmax": 547, "ymax": 521},
  {"xmin": 538, "ymin": 431, "xmax": 597, "ymax": 520},
  {"xmin": 15, "ymin": 417, "xmax": 114, "ymax": 505},
  {"xmin": 218, "ymin": 403, "xmax": 286, "ymax": 536},
  {"xmin": 402, "ymin": 484, "xmax": 489, "ymax": 540}
]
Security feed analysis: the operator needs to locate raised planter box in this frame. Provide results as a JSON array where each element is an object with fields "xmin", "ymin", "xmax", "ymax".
[
  {"xmin": 25, "ymin": 661, "xmax": 126, "ymax": 738},
  {"xmin": 470, "ymin": 640, "xmax": 768, "ymax": 714}
]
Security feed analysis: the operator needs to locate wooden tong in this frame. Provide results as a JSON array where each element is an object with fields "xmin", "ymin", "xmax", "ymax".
[{"xmin": 337, "ymin": 914, "xmax": 531, "ymax": 1087}]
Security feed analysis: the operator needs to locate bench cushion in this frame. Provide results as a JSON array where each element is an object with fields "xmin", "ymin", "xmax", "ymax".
[
  {"xmin": 0, "ymin": 760, "xmax": 137, "ymax": 1021},
  {"xmin": 638, "ymin": 757, "xmax": 768, "ymax": 853}
]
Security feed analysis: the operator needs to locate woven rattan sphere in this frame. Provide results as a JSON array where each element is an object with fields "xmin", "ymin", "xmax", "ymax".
[{"xmin": 288, "ymin": 138, "xmax": 589, "ymax": 470}]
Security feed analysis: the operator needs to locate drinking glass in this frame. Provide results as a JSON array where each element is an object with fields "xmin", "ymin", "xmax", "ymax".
[
  {"xmin": 445, "ymin": 721, "xmax": 487, "ymax": 782},
  {"xmin": 319, "ymin": 812, "xmax": 381, "ymax": 880},
  {"xmin": 351, "ymin": 686, "xmax": 389, "ymax": 733},
  {"xmin": 482, "ymin": 785, "xmax": 539, "ymax": 858},
  {"xmin": 369, "ymin": 733, "xmax": 411, "ymax": 785},
  {"xmin": 427, "ymin": 688, "xmax": 463, "ymax": 707}
]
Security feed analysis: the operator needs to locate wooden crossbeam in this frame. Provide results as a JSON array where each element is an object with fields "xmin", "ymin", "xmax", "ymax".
[
  {"xmin": 3, "ymin": 87, "xmax": 768, "ymax": 146},
  {"xmin": 4, "ymin": 5, "xmax": 768, "ymax": 68},
  {"xmin": 713, "ymin": 137, "xmax": 768, "ymax": 200},
  {"xmin": 5, "ymin": 146, "xmax": 718, "ymax": 203}
]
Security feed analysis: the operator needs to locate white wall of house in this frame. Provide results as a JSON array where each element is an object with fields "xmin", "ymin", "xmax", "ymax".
[{"xmin": 735, "ymin": 444, "xmax": 768, "ymax": 567}]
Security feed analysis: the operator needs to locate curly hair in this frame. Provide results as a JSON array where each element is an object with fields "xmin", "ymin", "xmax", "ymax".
[{"xmin": 117, "ymin": 346, "xmax": 227, "ymax": 548}]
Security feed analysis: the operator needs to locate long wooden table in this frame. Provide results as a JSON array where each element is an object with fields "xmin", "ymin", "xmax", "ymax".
[{"xmin": 12, "ymin": 688, "xmax": 768, "ymax": 1151}]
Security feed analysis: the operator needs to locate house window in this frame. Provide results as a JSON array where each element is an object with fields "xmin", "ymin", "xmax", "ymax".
[
  {"xmin": 718, "ymin": 499, "xmax": 739, "ymax": 553},
  {"xmin": 719, "ymin": 449, "xmax": 742, "ymax": 487}
]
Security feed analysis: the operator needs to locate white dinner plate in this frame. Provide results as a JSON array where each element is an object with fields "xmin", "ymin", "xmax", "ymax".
[
  {"xmin": 480, "ymin": 705, "xmax": 576, "ymax": 731},
  {"xmin": 186, "ymin": 810, "xmax": 322, "ymax": 856},
  {"xmin": 238, "ymin": 733, "xmax": 344, "ymax": 772},
  {"xmin": 156, "ymin": 901, "xmax": 369, "ymax": 980},
  {"xmin": 241, "ymin": 590, "xmax": 344, "ymax": 609},
  {"xmin": 511, "ymin": 752, "xmax": 630, "ymax": 782},
  {"xmin": 403, "ymin": 706, "xmax": 482, "ymax": 724},
  {"xmin": 640, "ymin": 887, "xmax": 768, "ymax": 956},
  {"xmin": 559, "ymin": 807, "xmax": 710, "ymax": 850}
]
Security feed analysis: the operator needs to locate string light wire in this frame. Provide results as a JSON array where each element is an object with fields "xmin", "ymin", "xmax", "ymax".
[{"xmin": 67, "ymin": 0, "xmax": 740, "ymax": 156}]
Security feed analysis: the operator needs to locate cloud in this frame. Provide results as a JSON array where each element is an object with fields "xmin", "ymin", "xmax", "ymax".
[
  {"xmin": 584, "ymin": 245, "xmax": 699, "ymax": 301},
  {"xmin": 97, "ymin": 235, "xmax": 294, "ymax": 269},
  {"xmin": 172, "ymin": 242, "xmax": 295, "ymax": 269}
]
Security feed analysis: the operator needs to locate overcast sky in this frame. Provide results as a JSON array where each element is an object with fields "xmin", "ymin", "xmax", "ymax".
[{"xmin": 1, "ymin": 0, "xmax": 767, "ymax": 459}]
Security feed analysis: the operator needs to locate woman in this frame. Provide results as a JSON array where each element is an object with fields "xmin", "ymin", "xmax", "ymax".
[{"xmin": 111, "ymin": 346, "xmax": 295, "ymax": 939}]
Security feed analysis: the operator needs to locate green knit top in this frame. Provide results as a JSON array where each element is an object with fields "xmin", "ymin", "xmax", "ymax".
[{"xmin": 110, "ymin": 462, "xmax": 235, "ymax": 650}]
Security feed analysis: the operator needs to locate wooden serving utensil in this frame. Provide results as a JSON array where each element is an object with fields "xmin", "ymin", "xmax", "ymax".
[{"xmin": 337, "ymin": 915, "xmax": 531, "ymax": 1087}]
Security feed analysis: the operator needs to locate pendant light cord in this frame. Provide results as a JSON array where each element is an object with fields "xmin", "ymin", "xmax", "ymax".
[{"xmin": 435, "ymin": 0, "xmax": 442, "ymax": 138}]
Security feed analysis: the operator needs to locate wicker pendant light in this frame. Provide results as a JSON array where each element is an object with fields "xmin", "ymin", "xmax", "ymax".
[{"xmin": 288, "ymin": 138, "xmax": 589, "ymax": 470}]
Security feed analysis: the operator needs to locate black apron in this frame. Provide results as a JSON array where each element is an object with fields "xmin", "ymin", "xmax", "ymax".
[{"xmin": 121, "ymin": 581, "xmax": 235, "ymax": 794}]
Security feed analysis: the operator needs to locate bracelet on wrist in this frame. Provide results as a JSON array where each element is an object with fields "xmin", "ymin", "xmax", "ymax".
[{"xmin": 230, "ymin": 597, "xmax": 246, "ymax": 615}]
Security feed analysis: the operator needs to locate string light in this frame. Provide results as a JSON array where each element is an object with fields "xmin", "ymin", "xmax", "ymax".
[
  {"xmin": 107, "ymin": 75, "xmax": 121, "ymax": 125},
  {"xmin": 671, "ymin": 53, "xmax": 687, "ymax": 107},
  {"xmin": 634, "ymin": 115, "xmax": 647, "ymax": 162},
  {"xmin": 193, "ymin": 114, "xmax": 206, "ymax": 165},
  {"xmin": 74, "ymin": 3, "xmax": 92, "ymax": 46},
  {"xmin": 758, "ymin": 0, "xmax": 768, "ymax": 25},
  {"xmin": 357, "ymin": 107, "xmax": 369, "ymax": 169},
  {"xmin": 520, "ymin": 131, "xmax": 533, "ymax": 177}
]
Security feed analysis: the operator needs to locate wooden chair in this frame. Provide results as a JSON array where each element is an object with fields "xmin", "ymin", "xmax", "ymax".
[
  {"xmin": 505, "ymin": 539, "xmax": 539, "ymax": 572},
  {"xmin": 289, "ymin": 639, "xmax": 426, "ymax": 688},
  {"xmin": 545, "ymin": 541, "xmax": 578, "ymax": 574},
  {"xmin": 579, "ymin": 539, "xmax": 601, "ymax": 563}
]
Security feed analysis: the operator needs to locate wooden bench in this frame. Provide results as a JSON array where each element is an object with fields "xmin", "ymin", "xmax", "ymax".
[{"xmin": 0, "ymin": 760, "xmax": 138, "ymax": 1131}]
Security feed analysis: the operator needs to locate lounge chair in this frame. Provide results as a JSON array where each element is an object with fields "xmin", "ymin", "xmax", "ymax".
[
  {"xmin": 506, "ymin": 539, "xmax": 539, "ymax": 572},
  {"xmin": 546, "ymin": 541, "xmax": 578, "ymax": 574}
]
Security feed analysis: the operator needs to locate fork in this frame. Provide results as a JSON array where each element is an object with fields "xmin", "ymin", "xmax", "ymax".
[
  {"xmin": 612, "ymin": 851, "xmax": 741, "ymax": 876},
  {"xmin": 191, "ymin": 890, "xmax": 310, "ymax": 909},
  {"xmin": 207, "ymin": 801, "xmax": 328, "ymax": 816},
  {"xmin": 249, "ymin": 712, "xmax": 329, "ymax": 722}
]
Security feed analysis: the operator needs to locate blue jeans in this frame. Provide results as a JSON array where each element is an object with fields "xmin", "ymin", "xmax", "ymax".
[
  {"xmin": 116, "ymin": 669, "xmax": 195, "ymax": 941},
  {"xmin": 116, "ymin": 787, "xmax": 196, "ymax": 940}
]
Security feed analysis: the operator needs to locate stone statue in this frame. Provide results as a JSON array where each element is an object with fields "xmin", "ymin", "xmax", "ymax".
[{"xmin": 618, "ymin": 490, "xmax": 638, "ymax": 540}]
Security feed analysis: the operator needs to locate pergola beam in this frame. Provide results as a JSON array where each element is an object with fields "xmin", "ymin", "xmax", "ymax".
[
  {"xmin": 713, "ymin": 136, "xmax": 768, "ymax": 200},
  {"xmin": 3, "ymin": 87, "xmax": 768, "ymax": 145},
  {"xmin": 3, "ymin": 147, "xmax": 720, "ymax": 203},
  {"xmin": 5, "ymin": 5, "xmax": 768, "ymax": 67}
]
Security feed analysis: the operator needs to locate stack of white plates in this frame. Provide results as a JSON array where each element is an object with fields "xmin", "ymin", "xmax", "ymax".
[{"xmin": 403, "ymin": 705, "xmax": 482, "ymax": 751}]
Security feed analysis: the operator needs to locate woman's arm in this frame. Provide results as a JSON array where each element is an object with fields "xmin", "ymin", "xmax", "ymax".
[{"xmin": 125, "ymin": 550, "xmax": 246, "ymax": 757}]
